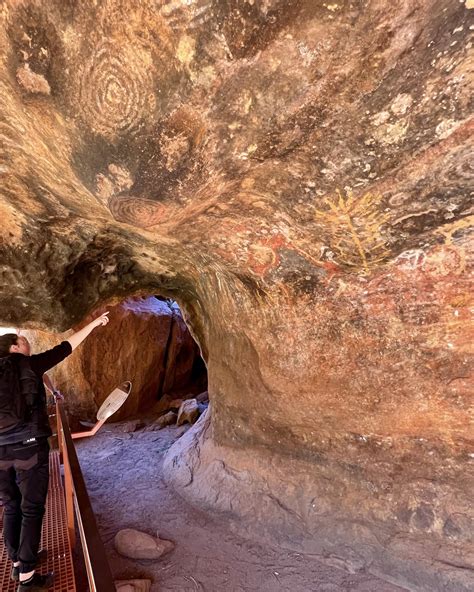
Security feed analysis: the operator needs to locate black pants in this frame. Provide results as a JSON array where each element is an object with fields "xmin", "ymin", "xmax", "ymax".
[{"xmin": 0, "ymin": 439, "xmax": 49, "ymax": 573}]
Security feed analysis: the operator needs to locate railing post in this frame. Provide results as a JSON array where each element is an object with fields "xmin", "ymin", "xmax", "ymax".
[
  {"xmin": 56, "ymin": 400, "xmax": 76, "ymax": 549},
  {"xmin": 63, "ymin": 440, "xmax": 76, "ymax": 549},
  {"xmin": 55, "ymin": 399, "xmax": 63, "ymax": 464},
  {"xmin": 56, "ymin": 400, "xmax": 116, "ymax": 591}
]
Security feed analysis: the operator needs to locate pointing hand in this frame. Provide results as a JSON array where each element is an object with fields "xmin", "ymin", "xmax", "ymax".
[{"xmin": 95, "ymin": 312, "xmax": 110, "ymax": 327}]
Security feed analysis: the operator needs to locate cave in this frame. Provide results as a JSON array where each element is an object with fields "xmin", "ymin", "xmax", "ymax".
[
  {"xmin": 0, "ymin": 1, "xmax": 472, "ymax": 591},
  {"xmin": 19, "ymin": 296, "xmax": 209, "ymax": 425}
]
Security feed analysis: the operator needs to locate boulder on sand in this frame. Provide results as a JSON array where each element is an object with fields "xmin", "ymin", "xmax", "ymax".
[
  {"xmin": 114, "ymin": 529, "xmax": 175, "ymax": 560},
  {"xmin": 176, "ymin": 399, "xmax": 200, "ymax": 426},
  {"xmin": 115, "ymin": 580, "xmax": 151, "ymax": 592}
]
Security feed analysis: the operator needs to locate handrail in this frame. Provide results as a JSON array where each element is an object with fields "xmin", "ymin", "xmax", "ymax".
[{"xmin": 56, "ymin": 399, "xmax": 116, "ymax": 592}]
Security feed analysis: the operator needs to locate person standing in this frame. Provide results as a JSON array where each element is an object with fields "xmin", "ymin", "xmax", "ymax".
[{"xmin": 0, "ymin": 312, "xmax": 110, "ymax": 591}]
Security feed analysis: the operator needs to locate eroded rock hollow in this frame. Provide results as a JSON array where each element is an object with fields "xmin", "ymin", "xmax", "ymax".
[
  {"xmin": 0, "ymin": 1, "xmax": 472, "ymax": 590},
  {"xmin": 24, "ymin": 296, "xmax": 206, "ymax": 421}
]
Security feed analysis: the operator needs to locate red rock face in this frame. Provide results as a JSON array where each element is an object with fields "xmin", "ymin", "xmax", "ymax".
[
  {"xmin": 0, "ymin": 1, "xmax": 473, "ymax": 590},
  {"xmin": 25, "ymin": 297, "xmax": 205, "ymax": 421}
]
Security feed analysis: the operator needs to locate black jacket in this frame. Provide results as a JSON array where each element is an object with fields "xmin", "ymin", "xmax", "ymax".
[{"xmin": 0, "ymin": 341, "xmax": 72, "ymax": 445}]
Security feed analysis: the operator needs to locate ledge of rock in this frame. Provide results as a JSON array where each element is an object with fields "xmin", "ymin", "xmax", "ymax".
[{"xmin": 164, "ymin": 411, "xmax": 473, "ymax": 592}]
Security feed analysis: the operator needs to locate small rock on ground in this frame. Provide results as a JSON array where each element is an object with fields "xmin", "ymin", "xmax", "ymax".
[
  {"xmin": 114, "ymin": 528, "xmax": 175, "ymax": 560},
  {"xmin": 177, "ymin": 399, "xmax": 200, "ymax": 426},
  {"xmin": 115, "ymin": 579, "xmax": 151, "ymax": 592}
]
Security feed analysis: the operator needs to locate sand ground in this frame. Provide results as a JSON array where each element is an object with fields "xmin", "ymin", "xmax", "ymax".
[{"xmin": 75, "ymin": 422, "xmax": 407, "ymax": 592}]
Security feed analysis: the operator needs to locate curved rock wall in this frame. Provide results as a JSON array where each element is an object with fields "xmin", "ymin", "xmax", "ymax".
[
  {"xmin": 0, "ymin": 1, "xmax": 473, "ymax": 590},
  {"xmin": 165, "ymin": 411, "xmax": 472, "ymax": 591}
]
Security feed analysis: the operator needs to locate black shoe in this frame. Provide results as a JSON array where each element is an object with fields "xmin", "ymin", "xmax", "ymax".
[
  {"xmin": 11, "ymin": 550, "xmax": 48, "ymax": 582},
  {"xmin": 17, "ymin": 571, "xmax": 54, "ymax": 591}
]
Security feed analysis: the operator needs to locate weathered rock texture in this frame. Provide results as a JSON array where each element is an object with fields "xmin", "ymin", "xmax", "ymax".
[
  {"xmin": 24, "ymin": 297, "xmax": 205, "ymax": 420},
  {"xmin": 0, "ymin": 1, "xmax": 473, "ymax": 590}
]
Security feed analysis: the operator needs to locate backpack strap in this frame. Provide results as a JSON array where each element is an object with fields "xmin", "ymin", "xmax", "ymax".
[{"xmin": 16, "ymin": 356, "xmax": 38, "ymax": 408}]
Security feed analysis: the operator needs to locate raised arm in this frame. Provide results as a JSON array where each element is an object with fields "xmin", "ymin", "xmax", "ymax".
[{"xmin": 67, "ymin": 312, "xmax": 110, "ymax": 351}]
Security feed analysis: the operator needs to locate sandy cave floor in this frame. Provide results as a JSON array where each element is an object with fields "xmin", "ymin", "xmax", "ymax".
[{"xmin": 74, "ymin": 421, "xmax": 407, "ymax": 592}]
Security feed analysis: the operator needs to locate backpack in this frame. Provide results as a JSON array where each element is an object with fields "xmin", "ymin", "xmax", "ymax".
[{"xmin": 0, "ymin": 355, "xmax": 29, "ymax": 433}]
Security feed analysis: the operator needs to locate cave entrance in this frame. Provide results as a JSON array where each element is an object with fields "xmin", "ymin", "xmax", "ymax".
[
  {"xmin": 6, "ymin": 295, "xmax": 208, "ymax": 429},
  {"xmin": 74, "ymin": 294, "xmax": 208, "ymax": 427}
]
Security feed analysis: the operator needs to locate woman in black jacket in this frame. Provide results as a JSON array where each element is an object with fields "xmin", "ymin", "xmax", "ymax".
[{"xmin": 0, "ymin": 312, "xmax": 109, "ymax": 591}]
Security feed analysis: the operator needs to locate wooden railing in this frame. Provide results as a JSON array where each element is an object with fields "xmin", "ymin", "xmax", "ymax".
[{"xmin": 55, "ymin": 400, "xmax": 116, "ymax": 592}]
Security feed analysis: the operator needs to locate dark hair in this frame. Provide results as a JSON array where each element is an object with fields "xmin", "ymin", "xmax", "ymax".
[{"xmin": 0, "ymin": 334, "xmax": 18, "ymax": 358}]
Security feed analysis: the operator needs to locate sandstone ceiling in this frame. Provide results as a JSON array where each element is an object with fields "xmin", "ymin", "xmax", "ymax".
[
  {"xmin": 1, "ymin": 0, "xmax": 472, "ymax": 320},
  {"xmin": 0, "ymin": 1, "xmax": 473, "ymax": 590}
]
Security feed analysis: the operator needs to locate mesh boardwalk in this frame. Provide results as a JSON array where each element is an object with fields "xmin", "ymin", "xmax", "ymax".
[{"xmin": 0, "ymin": 450, "xmax": 76, "ymax": 592}]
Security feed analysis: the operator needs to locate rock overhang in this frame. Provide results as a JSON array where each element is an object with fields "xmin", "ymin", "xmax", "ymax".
[{"xmin": 0, "ymin": 1, "xmax": 473, "ymax": 590}]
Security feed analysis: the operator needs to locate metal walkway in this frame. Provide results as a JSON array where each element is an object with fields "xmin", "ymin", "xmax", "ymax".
[{"xmin": 0, "ymin": 450, "xmax": 76, "ymax": 592}]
